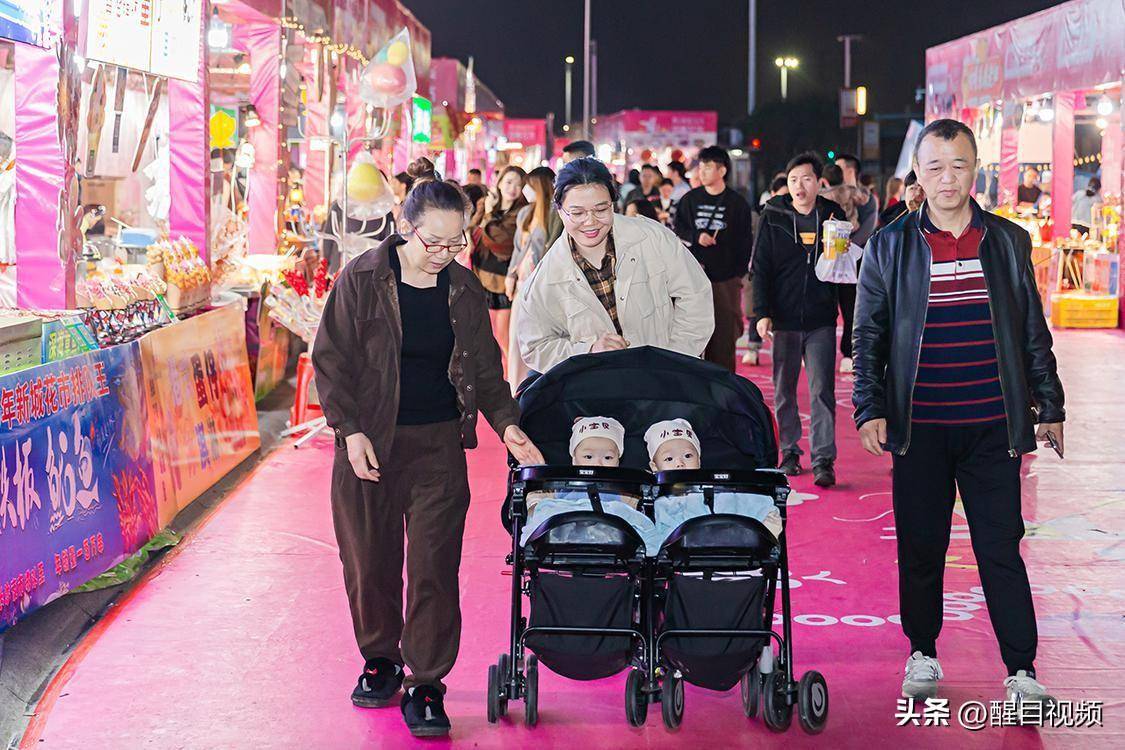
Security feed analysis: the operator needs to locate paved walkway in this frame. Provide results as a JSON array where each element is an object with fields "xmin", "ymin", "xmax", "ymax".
[{"xmin": 22, "ymin": 330, "xmax": 1125, "ymax": 748}]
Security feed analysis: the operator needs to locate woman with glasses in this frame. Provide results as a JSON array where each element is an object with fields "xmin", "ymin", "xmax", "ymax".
[
  {"xmin": 312, "ymin": 157, "xmax": 544, "ymax": 738},
  {"xmin": 516, "ymin": 157, "xmax": 714, "ymax": 375}
]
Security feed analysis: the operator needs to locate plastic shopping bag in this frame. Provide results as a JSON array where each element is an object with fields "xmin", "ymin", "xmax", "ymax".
[{"xmin": 815, "ymin": 242, "xmax": 864, "ymax": 284}]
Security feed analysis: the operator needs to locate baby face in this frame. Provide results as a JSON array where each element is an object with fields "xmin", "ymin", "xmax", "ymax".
[
  {"xmin": 649, "ymin": 439, "xmax": 701, "ymax": 472},
  {"xmin": 572, "ymin": 437, "xmax": 621, "ymax": 467}
]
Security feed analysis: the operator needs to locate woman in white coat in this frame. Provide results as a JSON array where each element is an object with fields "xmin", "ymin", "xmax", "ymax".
[{"xmin": 516, "ymin": 158, "xmax": 714, "ymax": 375}]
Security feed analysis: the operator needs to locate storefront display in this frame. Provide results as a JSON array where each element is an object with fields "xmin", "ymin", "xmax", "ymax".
[
  {"xmin": 594, "ymin": 110, "xmax": 718, "ymax": 178},
  {"xmin": 926, "ymin": 0, "xmax": 1125, "ymax": 327}
]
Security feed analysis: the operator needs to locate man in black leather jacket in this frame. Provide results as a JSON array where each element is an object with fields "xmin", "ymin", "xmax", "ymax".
[{"xmin": 852, "ymin": 119, "xmax": 1065, "ymax": 705}]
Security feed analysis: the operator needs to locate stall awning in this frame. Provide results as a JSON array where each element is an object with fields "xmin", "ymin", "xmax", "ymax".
[{"xmin": 926, "ymin": 0, "xmax": 1125, "ymax": 118}]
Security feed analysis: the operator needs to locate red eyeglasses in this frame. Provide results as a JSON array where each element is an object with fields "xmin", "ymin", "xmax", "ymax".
[{"xmin": 413, "ymin": 229, "xmax": 468, "ymax": 255}]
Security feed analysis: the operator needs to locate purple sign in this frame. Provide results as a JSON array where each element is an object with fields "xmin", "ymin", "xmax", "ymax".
[{"xmin": 0, "ymin": 342, "xmax": 159, "ymax": 632}]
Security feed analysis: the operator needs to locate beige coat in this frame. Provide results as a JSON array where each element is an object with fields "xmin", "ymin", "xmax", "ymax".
[{"xmin": 516, "ymin": 213, "xmax": 714, "ymax": 374}]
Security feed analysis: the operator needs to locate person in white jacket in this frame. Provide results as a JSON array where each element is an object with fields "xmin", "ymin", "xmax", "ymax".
[{"xmin": 516, "ymin": 157, "xmax": 714, "ymax": 375}]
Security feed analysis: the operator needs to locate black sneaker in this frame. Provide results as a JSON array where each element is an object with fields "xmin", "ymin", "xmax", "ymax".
[
  {"xmin": 779, "ymin": 453, "xmax": 803, "ymax": 476},
  {"xmin": 401, "ymin": 685, "xmax": 452, "ymax": 737},
  {"xmin": 813, "ymin": 462, "xmax": 836, "ymax": 488},
  {"xmin": 351, "ymin": 657, "xmax": 404, "ymax": 708}
]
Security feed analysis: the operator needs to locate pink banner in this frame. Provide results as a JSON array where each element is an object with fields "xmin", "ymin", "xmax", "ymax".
[
  {"xmin": 927, "ymin": 0, "xmax": 1125, "ymax": 117},
  {"xmin": 241, "ymin": 22, "xmax": 281, "ymax": 255},
  {"xmin": 503, "ymin": 119, "xmax": 546, "ymax": 148},
  {"xmin": 168, "ymin": 11, "xmax": 210, "ymax": 263},
  {"xmin": 998, "ymin": 126, "xmax": 1020, "ymax": 207},
  {"xmin": 1051, "ymin": 92, "xmax": 1076, "ymax": 238},
  {"xmin": 302, "ymin": 47, "xmax": 329, "ymax": 213},
  {"xmin": 14, "ymin": 43, "xmax": 69, "ymax": 309}
]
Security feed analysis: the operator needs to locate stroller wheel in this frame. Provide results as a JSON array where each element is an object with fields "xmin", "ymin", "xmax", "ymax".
[
  {"xmin": 496, "ymin": 654, "xmax": 510, "ymax": 717},
  {"xmin": 762, "ymin": 670, "xmax": 793, "ymax": 732},
  {"xmin": 741, "ymin": 665, "xmax": 761, "ymax": 718},
  {"xmin": 525, "ymin": 655, "xmax": 540, "ymax": 727},
  {"xmin": 487, "ymin": 663, "xmax": 502, "ymax": 723},
  {"xmin": 797, "ymin": 671, "xmax": 829, "ymax": 734},
  {"xmin": 661, "ymin": 671, "xmax": 685, "ymax": 730},
  {"xmin": 625, "ymin": 668, "xmax": 649, "ymax": 727}
]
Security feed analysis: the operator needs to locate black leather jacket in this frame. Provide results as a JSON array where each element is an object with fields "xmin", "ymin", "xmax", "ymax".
[{"xmin": 852, "ymin": 202, "xmax": 1065, "ymax": 456}]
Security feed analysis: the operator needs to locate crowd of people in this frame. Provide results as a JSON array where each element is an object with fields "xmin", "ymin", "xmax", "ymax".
[{"xmin": 311, "ymin": 122, "xmax": 1065, "ymax": 736}]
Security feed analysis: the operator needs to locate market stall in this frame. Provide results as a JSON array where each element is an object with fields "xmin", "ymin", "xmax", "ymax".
[
  {"xmin": 428, "ymin": 56, "xmax": 505, "ymax": 182},
  {"xmin": 926, "ymin": 0, "xmax": 1124, "ymax": 327},
  {"xmin": 0, "ymin": 2, "xmax": 261, "ymax": 634},
  {"xmin": 593, "ymin": 109, "xmax": 718, "ymax": 180}
]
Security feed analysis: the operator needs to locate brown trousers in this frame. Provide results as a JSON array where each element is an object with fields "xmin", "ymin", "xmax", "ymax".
[
  {"xmin": 704, "ymin": 277, "xmax": 745, "ymax": 372},
  {"xmin": 330, "ymin": 420, "xmax": 471, "ymax": 691}
]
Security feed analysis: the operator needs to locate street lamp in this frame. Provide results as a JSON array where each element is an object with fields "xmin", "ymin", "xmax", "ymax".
[
  {"xmin": 565, "ymin": 56, "xmax": 575, "ymax": 133},
  {"xmin": 775, "ymin": 56, "xmax": 798, "ymax": 101}
]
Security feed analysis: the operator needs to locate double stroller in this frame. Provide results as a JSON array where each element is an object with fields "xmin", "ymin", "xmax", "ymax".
[{"xmin": 485, "ymin": 347, "xmax": 829, "ymax": 733}]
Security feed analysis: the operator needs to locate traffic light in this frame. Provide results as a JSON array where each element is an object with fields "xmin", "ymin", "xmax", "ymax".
[
  {"xmin": 749, "ymin": 137, "xmax": 762, "ymax": 153},
  {"xmin": 827, "ymin": 150, "xmax": 836, "ymax": 160}
]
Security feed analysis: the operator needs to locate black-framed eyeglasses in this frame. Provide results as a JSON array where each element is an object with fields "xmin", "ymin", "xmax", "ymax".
[
  {"xmin": 559, "ymin": 202, "xmax": 614, "ymax": 222},
  {"xmin": 413, "ymin": 229, "xmax": 468, "ymax": 255}
]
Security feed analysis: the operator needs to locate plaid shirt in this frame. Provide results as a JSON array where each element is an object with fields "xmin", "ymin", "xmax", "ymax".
[{"xmin": 570, "ymin": 233, "xmax": 621, "ymax": 334}]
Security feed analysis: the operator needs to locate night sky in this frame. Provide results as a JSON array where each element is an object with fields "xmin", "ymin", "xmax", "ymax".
[{"xmin": 408, "ymin": 0, "xmax": 1061, "ymax": 123}]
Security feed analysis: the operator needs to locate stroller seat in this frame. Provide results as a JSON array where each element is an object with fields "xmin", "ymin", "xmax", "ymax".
[
  {"xmin": 524, "ymin": 510, "xmax": 647, "ymax": 568},
  {"xmin": 658, "ymin": 514, "xmax": 778, "ymax": 567}
]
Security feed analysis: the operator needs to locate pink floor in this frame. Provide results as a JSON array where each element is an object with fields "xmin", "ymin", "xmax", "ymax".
[{"xmin": 24, "ymin": 330, "xmax": 1125, "ymax": 749}]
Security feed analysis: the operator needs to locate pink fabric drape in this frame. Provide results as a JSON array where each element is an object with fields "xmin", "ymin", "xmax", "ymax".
[
  {"xmin": 1051, "ymin": 92, "xmax": 1076, "ymax": 239},
  {"xmin": 168, "ymin": 14, "xmax": 210, "ymax": 263},
  {"xmin": 241, "ymin": 23, "xmax": 281, "ymax": 254},
  {"xmin": 302, "ymin": 47, "xmax": 329, "ymax": 213},
  {"xmin": 14, "ymin": 44, "xmax": 69, "ymax": 309},
  {"xmin": 1101, "ymin": 109, "xmax": 1122, "ymax": 200}
]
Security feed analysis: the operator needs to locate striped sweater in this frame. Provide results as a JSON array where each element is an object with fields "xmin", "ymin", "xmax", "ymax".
[{"xmin": 912, "ymin": 210, "xmax": 1006, "ymax": 426}]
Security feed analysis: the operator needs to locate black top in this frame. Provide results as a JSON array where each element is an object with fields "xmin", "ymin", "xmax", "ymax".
[
  {"xmin": 1017, "ymin": 184, "xmax": 1043, "ymax": 206},
  {"xmin": 673, "ymin": 186, "xmax": 755, "ymax": 282},
  {"xmin": 390, "ymin": 245, "xmax": 460, "ymax": 426}
]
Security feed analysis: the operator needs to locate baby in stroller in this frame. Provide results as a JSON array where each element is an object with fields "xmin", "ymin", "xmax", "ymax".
[
  {"xmin": 521, "ymin": 417, "xmax": 660, "ymax": 552},
  {"xmin": 523, "ymin": 417, "xmax": 782, "ymax": 551},
  {"xmin": 647, "ymin": 419, "xmax": 783, "ymax": 540}
]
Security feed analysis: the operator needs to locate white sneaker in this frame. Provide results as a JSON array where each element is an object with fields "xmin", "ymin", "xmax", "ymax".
[
  {"xmin": 839, "ymin": 357, "xmax": 854, "ymax": 373},
  {"xmin": 902, "ymin": 651, "xmax": 943, "ymax": 698},
  {"xmin": 1004, "ymin": 670, "xmax": 1056, "ymax": 706},
  {"xmin": 742, "ymin": 350, "xmax": 759, "ymax": 366}
]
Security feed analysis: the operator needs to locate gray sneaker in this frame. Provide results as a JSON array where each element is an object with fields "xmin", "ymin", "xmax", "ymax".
[
  {"xmin": 902, "ymin": 651, "xmax": 943, "ymax": 698},
  {"xmin": 1005, "ymin": 671, "xmax": 1057, "ymax": 707}
]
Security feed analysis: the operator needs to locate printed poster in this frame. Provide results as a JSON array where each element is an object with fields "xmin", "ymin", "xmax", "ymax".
[
  {"xmin": 140, "ymin": 305, "xmax": 259, "ymax": 520},
  {"xmin": 0, "ymin": 343, "xmax": 159, "ymax": 632}
]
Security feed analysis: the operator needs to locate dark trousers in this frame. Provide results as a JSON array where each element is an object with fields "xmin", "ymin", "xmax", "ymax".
[
  {"xmin": 837, "ymin": 282, "xmax": 856, "ymax": 359},
  {"xmin": 891, "ymin": 422, "xmax": 1037, "ymax": 675},
  {"xmin": 330, "ymin": 420, "xmax": 471, "ymax": 690},
  {"xmin": 771, "ymin": 326, "xmax": 837, "ymax": 466},
  {"xmin": 705, "ymin": 277, "xmax": 745, "ymax": 371},
  {"xmin": 741, "ymin": 275, "xmax": 762, "ymax": 350}
]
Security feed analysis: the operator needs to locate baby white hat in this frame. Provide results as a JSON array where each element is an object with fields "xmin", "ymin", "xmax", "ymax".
[
  {"xmin": 569, "ymin": 416, "xmax": 626, "ymax": 457},
  {"xmin": 644, "ymin": 418, "xmax": 701, "ymax": 460}
]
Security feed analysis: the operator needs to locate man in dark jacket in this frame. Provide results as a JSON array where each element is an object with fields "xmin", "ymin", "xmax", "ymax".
[
  {"xmin": 675, "ymin": 145, "xmax": 755, "ymax": 371},
  {"xmin": 853, "ymin": 119, "xmax": 1064, "ymax": 705},
  {"xmin": 752, "ymin": 152, "xmax": 846, "ymax": 486}
]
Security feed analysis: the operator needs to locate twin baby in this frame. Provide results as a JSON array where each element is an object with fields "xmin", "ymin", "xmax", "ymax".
[{"xmin": 521, "ymin": 417, "xmax": 783, "ymax": 553}]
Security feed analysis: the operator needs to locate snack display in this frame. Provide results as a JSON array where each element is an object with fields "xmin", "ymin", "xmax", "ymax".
[
  {"xmin": 147, "ymin": 237, "xmax": 212, "ymax": 314},
  {"xmin": 75, "ymin": 268, "xmax": 171, "ymax": 345}
]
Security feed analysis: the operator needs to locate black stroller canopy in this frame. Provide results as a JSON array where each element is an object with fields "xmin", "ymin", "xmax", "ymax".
[{"xmin": 517, "ymin": 347, "xmax": 778, "ymax": 471}]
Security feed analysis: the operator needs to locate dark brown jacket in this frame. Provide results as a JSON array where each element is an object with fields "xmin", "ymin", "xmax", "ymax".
[
  {"xmin": 312, "ymin": 236, "xmax": 521, "ymax": 461},
  {"xmin": 471, "ymin": 197, "xmax": 528, "ymax": 294}
]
